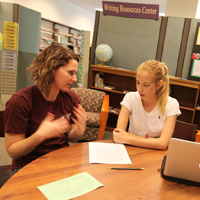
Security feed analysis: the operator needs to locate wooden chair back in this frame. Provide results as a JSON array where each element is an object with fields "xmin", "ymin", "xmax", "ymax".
[{"xmin": 172, "ymin": 120, "xmax": 197, "ymax": 141}]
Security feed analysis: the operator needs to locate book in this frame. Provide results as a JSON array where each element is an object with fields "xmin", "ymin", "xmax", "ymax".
[
  {"xmin": 104, "ymin": 86, "xmax": 115, "ymax": 90},
  {"xmin": 94, "ymin": 72, "xmax": 105, "ymax": 88},
  {"xmin": 95, "ymin": 73, "xmax": 99, "ymax": 87}
]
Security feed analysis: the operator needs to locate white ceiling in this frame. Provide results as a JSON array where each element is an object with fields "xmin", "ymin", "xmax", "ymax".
[{"xmin": 67, "ymin": 0, "xmax": 167, "ymax": 14}]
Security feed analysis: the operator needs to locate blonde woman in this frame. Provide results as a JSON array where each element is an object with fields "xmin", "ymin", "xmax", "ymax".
[{"xmin": 113, "ymin": 60, "xmax": 181, "ymax": 150}]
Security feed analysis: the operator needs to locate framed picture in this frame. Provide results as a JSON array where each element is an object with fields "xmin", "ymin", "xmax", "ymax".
[
  {"xmin": 190, "ymin": 59, "xmax": 200, "ymax": 78},
  {"xmin": 187, "ymin": 22, "xmax": 200, "ymax": 81},
  {"xmin": 196, "ymin": 27, "xmax": 200, "ymax": 45}
]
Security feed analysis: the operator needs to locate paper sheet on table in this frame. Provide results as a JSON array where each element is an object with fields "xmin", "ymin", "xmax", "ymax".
[
  {"xmin": 38, "ymin": 172, "xmax": 104, "ymax": 200},
  {"xmin": 89, "ymin": 142, "xmax": 132, "ymax": 164}
]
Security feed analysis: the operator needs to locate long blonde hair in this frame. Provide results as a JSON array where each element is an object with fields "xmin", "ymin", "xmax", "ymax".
[{"xmin": 136, "ymin": 60, "xmax": 169, "ymax": 115}]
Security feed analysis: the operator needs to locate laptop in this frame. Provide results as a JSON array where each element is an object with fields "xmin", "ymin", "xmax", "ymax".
[{"xmin": 164, "ymin": 138, "xmax": 200, "ymax": 183}]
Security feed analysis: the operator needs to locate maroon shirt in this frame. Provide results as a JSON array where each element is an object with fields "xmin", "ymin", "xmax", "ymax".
[{"xmin": 4, "ymin": 86, "xmax": 80, "ymax": 170}]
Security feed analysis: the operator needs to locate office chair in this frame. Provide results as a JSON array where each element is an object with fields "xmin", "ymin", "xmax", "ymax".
[
  {"xmin": 172, "ymin": 120, "xmax": 197, "ymax": 141},
  {"xmin": 71, "ymin": 88, "xmax": 109, "ymax": 141}
]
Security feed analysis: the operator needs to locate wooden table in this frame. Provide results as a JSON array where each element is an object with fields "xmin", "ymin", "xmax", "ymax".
[{"xmin": 0, "ymin": 140, "xmax": 200, "ymax": 200}]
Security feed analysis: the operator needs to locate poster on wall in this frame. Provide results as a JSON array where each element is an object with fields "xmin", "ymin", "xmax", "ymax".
[
  {"xmin": 102, "ymin": 1, "xmax": 159, "ymax": 20},
  {"xmin": 196, "ymin": 27, "xmax": 200, "ymax": 45},
  {"xmin": 190, "ymin": 59, "xmax": 200, "ymax": 78},
  {"xmin": 0, "ymin": 33, "xmax": 3, "ymax": 51},
  {"xmin": 188, "ymin": 22, "xmax": 200, "ymax": 81}
]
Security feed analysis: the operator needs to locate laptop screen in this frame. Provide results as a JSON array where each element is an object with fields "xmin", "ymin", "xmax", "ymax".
[{"xmin": 164, "ymin": 138, "xmax": 200, "ymax": 183}]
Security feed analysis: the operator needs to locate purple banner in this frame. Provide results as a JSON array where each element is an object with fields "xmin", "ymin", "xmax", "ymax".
[{"xmin": 102, "ymin": 1, "xmax": 159, "ymax": 20}]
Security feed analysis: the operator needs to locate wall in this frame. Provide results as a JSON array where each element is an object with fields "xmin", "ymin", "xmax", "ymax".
[
  {"xmin": 1, "ymin": 0, "xmax": 95, "ymax": 44},
  {"xmin": 0, "ymin": 138, "xmax": 12, "ymax": 166},
  {"xmin": 93, "ymin": 11, "xmax": 200, "ymax": 79},
  {"xmin": 165, "ymin": 0, "xmax": 199, "ymax": 18},
  {"xmin": 95, "ymin": 13, "xmax": 161, "ymax": 71},
  {"xmin": 0, "ymin": 1, "xmax": 92, "ymax": 93},
  {"xmin": 16, "ymin": 5, "xmax": 41, "ymax": 92}
]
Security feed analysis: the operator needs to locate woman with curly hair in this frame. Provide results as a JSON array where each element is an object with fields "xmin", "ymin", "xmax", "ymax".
[{"xmin": 4, "ymin": 45, "xmax": 86, "ymax": 176}]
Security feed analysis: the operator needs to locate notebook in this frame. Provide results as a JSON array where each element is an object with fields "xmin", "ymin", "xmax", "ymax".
[{"xmin": 164, "ymin": 138, "xmax": 200, "ymax": 183}]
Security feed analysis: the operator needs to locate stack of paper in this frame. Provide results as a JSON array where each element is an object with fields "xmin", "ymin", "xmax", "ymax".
[{"xmin": 3, "ymin": 21, "xmax": 18, "ymax": 50}]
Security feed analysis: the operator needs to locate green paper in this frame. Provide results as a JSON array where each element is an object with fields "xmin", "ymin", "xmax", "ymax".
[{"xmin": 38, "ymin": 172, "xmax": 104, "ymax": 200}]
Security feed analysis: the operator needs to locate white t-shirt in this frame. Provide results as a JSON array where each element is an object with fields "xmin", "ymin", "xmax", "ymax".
[{"xmin": 120, "ymin": 91, "xmax": 181, "ymax": 138}]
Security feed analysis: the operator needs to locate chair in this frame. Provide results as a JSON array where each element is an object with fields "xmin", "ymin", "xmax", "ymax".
[
  {"xmin": 0, "ymin": 165, "xmax": 11, "ymax": 188},
  {"xmin": 0, "ymin": 110, "xmax": 11, "ymax": 188},
  {"xmin": 172, "ymin": 120, "xmax": 197, "ymax": 141},
  {"xmin": 71, "ymin": 88, "xmax": 109, "ymax": 141}
]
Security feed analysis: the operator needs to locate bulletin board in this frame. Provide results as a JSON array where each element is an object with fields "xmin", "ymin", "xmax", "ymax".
[
  {"xmin": 182, "ymin": 19, "xmax": 200, "ymax": 79},
  {"xmin": 187, "ymin": 22, "xmax": 200, "ymax": 81}
]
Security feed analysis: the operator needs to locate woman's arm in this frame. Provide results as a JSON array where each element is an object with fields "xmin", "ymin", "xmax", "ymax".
[
  {"xmin": 113, "ymin": 106, "xmax": 177, "ymax": 150},
  {"xmin": 5, "ymin": 112, "xmax": 72, "ymax": 159},
  {"xmin": 116, "ymin": 105, "xmax": 130, "ymax": 131}
]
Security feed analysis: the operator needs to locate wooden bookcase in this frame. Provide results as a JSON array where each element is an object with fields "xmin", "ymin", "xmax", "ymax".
[
  {"xmin": 40, "ymin": 18, "xmax": 81, "ymax": 54},
  {"xmin": 89, "ymin": 65, "xmax": 200, "ymax": 131}
]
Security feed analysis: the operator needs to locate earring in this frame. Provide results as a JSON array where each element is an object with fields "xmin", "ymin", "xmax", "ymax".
[{"xmin": 156, "ymin": 88, "xmax": 159, "ymax": 93}]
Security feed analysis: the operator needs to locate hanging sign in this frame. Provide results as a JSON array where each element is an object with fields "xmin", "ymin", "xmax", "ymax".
[{"xmin": 102, "ymin": 1, "xmax": 159, "ymax": 20}]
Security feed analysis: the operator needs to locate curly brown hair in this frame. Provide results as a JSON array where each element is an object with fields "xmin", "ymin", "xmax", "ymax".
[{"xmin": 27, "ymin": 45, "xmax": 79, "ymax": 97}]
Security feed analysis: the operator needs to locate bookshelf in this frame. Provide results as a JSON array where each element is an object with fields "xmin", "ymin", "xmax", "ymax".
[
  {"xmin": 89, "ymin": 65, "xmax": 200, "ymax": 131},
  {"xmin": 40, "ymin": 18, "xmax": 81, "ymax": 54}
]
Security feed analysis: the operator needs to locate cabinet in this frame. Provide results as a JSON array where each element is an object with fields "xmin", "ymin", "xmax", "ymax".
[
  {"xmin": 89, "ymin": 65, "xmax": 200, "ymax": 131},
  {"xmin": 40, "ymin": 18, "xmax": 81, "ymax": 54}
]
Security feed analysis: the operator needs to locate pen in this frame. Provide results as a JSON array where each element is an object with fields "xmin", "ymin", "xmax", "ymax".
[{"xmin": 108, "ymin": 167, "xmax": 145, "ymax": 170}]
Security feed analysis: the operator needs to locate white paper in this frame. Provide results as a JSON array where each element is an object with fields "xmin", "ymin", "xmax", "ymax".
[
  {"xmin": 89, "ymin": 142, "xmax": 132, "ymax": 164},
  {"xmin": 192, "ymin": 60, "xmax": 200, "ymax": 76}
]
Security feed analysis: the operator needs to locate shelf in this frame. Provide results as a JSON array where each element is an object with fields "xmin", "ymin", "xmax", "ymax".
[
  {"xmin": 91, "ymin": 65, "xmax": 137, "ymax": 77},
  {"xmin": 40, "ymin": 18, "xmax": 81, "ymax": 54},
  {"xmin": 89, "ymin": 65, "xmax": 200, "ymax": 129},
  {"xmin": 179, "ymin": 106, "xmax": 195, "ymax": 111},
  {"xmin": 169, "ymin": 77, "xmax": 199, "ymax": 89},
  {"xmin": 106, "ymin": 126, "xmax": 115, "ymax": 132},
  {"xmin": 40, "ymin": 36, "xmax": 53, "ymax": 42},
  {"xmin": 40, "ymin": 29, "xmax": 53, "ymax": 35},
  {"xmin": 90, "ymin": 86, "xmax": 126, "ymax": 94},
  {"xmin": 52, "ymin": 41, "xmax": 74, "ymax": 47},
  {"xmin": 41, "ymin": 29, "xmax": 81, "ymax": 40}
]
